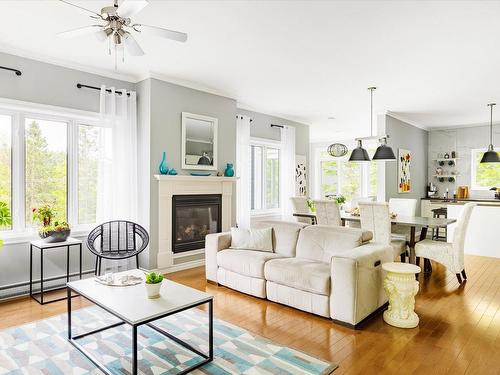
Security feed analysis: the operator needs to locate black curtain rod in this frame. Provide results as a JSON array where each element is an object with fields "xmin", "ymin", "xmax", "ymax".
[
  {"xmin": 0, "ymin": 66, "xmax": 22, "ymax": 76},
  {"xmin": 76, "ymin": 83, "xmax": 130, "ymax": 96},
  {"xmin": 236, "ymin": 115, "xmax": 253, "ymax": 122},
  {"xmin": 271, "ymin": 124, "xmax": 284, "ymax": 128}
]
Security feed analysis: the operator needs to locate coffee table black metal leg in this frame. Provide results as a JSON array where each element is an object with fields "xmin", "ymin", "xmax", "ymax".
[
  {"xmin": 132, "ymin": 325, "xmax": 138, "ymax": 375},
  {"xmin": 66, "ymin": 245, "xmax": 70, "ymax": 283},
  {"xmin": 209, "ymin": 299, "xmax": 213, "ymax": 361},
  {"xmin": 79, "ymin": 244, "xmax": 83, "ymax": 279},
  {"xmin": 67, "ymin": 287, "xmax": 72, "ymax": 340}
]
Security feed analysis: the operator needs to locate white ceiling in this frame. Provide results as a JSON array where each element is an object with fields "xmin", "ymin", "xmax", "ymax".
[{"xmin": 1, "ymin": 1, "xmax": 500, "ymax": 141}]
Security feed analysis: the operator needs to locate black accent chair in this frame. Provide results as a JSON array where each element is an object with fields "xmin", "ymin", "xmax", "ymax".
[{"xmin": 87, "ymin": 221, "xmax": 149, "ymax": 276}]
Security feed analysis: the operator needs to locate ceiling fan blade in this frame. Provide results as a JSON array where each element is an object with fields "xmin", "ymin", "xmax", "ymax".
[
  {"xmin": 57, "ymin": 25, "xmax": 104, "ymax": 39},
  {"xmin": 124, "ymin": 34, "xmax": 145, "ymax": 56},
  {"xmin": 117, "ymin": 0, "xmax": 149, "ymax": 18},
  {"xmin": 58, "ymin": 0, "xmax": 102, "ymax": 18},
  {"xmin": 134, "ymin": 24, "xmax": 187, "ymax": 42}
]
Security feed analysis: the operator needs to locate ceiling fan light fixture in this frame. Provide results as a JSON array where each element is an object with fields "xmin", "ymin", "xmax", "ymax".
[{"xmin": 373, "ymin": 137, "xmax": 396, "ymax": 161}]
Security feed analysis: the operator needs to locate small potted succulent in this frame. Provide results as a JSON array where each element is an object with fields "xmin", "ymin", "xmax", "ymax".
[
  {"xmin": 144, "ymin": 272, "xmax": 164, "ymax": 299},
  {"xmin": 32, "ymin": 205, "xmax": 71, "ymax": 243},
  {"xmin": 0, "ymin": 201, "xmax": 12, "ymax": 250}
]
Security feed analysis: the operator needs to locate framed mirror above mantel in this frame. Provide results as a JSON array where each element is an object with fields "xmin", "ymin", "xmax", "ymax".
[{"xmin": 181, "ymin": 112, "xmax": 218, "ymax": 171}]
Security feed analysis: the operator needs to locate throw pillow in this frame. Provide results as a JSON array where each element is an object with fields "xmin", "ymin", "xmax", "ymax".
[{"xmin": 230, "ymin": 227, "xmax": 273, "ymax": 252}]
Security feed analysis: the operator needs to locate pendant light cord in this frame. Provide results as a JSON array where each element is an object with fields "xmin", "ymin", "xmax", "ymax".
[
  {"xmin": 368, "ymin": 87, "xmax": 376, "ymax": 137},
  {"xmin": 488, "ymin": 103, "xmax": 496, "ymax": 145}
]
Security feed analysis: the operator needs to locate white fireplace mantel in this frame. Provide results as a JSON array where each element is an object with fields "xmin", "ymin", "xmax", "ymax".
[{"xmin": 154, "ymin": 175, "xmax": 237, "ymax": 271}]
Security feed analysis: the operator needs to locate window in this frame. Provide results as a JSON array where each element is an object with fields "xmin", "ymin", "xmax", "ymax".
[
  {"xmin": 251, "ymin": 139, "xmax": 281, "ymax": 212},
  {"xmin": 78, "ymin": 125, "xmax": 112, "ymax": 224},
  {"xmin": 471, "ymin": 148, "xmax": 500, "ymax": 190},
  {"xmin": 0, "ymin": 101, "xmax": 108, "ymax": 237},
  {"xmin": 315, "ymin": 144, "xmax": 379, "ymax": 203},
  {"xmin": 25, "ymin": 118, "xmax": 67, "ymax": 225},
  {"xmin": 0, "ymin": 114, "xmax": 12, "ymax": 230}
]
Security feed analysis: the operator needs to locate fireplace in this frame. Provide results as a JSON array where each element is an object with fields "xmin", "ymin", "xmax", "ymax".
[{"xmin": 172, "ymin": 194, "xmax": 222, "ymax": 253}]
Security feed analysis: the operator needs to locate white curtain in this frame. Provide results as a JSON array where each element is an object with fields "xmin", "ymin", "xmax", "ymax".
[
  {"xmin": 281, "ymin": 126, "xmax": 296, "ymax": 220},
  {"xmin": 236, "ymin": 115, "xmax": 251, "ymax": 229},
  {"xmin": 97, "ymin": 86, "xmax": 138, "ymax": 222}
]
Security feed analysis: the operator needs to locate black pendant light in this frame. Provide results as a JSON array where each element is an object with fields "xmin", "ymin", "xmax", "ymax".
[
  {"xmin": 373, "ymin": 136, "xmax": 396, "ymax": 161},
  {"xmin": 480, "ymin": 103, "xmax": 500, "ymax": 163},
  {"xmin": 349, "ymin": 87, "xmax": 376, "ymax": 162}
]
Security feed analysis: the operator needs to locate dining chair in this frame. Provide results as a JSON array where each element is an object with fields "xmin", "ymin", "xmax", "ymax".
[
  {"xmin": 87, "ymin": 220, "xmax": 149, "ymax": 276},
  {"xmin": 290, "ymin": 197, "xmax": 313, "ymax": 224},
  {"xmin": 359, "ymin": 202, "xmax": 407, "ymax": 261},
  {"xmin": 415, "ymin": 202, "xmax": 476, "ymax": 284},
  {"xmin": 389, "ymin": 198, "xmax": 420, "ymax": 241},
  {"xmin": 313, "ymin": 199, "xmax": 342, "ymax": 226},
  {"xmin": 348, "ymin": 196, "xmax": 376, "ymax": 228}
]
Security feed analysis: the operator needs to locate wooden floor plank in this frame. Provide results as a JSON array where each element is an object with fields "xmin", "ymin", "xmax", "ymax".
[{"xmin": 1, "ymin": 254, "xmax": 499, "ymax": 374}]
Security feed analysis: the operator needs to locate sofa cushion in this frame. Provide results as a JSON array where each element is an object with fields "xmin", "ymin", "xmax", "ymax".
[
  {"xmin": 264, "ymin": 258, "xmax": 331, "ymax": 296},
  {"xmin": 230, "ymin": 227, "xmax": 273, "ymax": 252},
  {"xmin": 296, "ymin": 225, "xmax": 370, "ymax": 263},
  {"xmin": 217, "ymin": 249, "xmax": 283, "ymax": 279},
  {"xmin": 252, "ymin": 220, "xmax": 308, "ymax": 257}
]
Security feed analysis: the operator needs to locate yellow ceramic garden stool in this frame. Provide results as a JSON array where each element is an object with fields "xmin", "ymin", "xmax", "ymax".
[{"xmin": 382, "ymin": 262, "xmax": 421, "ymax": 328}]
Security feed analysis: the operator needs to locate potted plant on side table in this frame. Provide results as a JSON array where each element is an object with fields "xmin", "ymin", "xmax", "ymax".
[
  {"xmin": 145, "ymin": 272, "xmax": 164, "ymax": 299},
  {"xmin": 32, "ymin": 205, "xmax": 71, "ymax": 243},
  {"xmin": 0, "ymin": 201, "xmax": 12, "ymax": 250}
]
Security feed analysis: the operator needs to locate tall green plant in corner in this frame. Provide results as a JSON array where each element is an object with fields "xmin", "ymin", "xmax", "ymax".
[{"xmin": 0, "ymin": 201, "xmax": 12, "ymax": 250}]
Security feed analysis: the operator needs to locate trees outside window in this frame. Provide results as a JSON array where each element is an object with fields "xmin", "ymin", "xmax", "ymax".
[
  {"xmin": 0, "ymin": 115, "xmax": 12, "ymax": 230},
  {"xmin": 250, "ymin": 140, "xmax": 281, "ymax": 213},
  {"xmin": 471, "ymin": 149, "xmax": 500, "ymax": 189}
]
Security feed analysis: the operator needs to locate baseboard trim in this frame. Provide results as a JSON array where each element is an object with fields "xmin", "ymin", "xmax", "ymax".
[
  {"xmin": 332, "ymin": 302, "xmax": 389, "ymax": 330},
  {"xmin": 157, "ymin": 259, "xmax": 205, "ymax": 274}
]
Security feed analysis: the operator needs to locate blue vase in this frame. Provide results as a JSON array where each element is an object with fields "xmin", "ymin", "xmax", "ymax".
[
  {"xmin": 159, "ymin": 152, "xmax": 169, "ymax": 175},
  {"xmin": 224, "ymin": 163, "xmax": 234, "ymax": 177},
  {"xmin": 168, "ymin": 168, "xmax": 178, "ymax": 175}
]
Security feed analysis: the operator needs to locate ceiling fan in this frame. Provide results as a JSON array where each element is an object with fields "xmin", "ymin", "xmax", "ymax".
[{"xmin": 58, "ymin": 0, "xmax": 187, "ymax": 58}]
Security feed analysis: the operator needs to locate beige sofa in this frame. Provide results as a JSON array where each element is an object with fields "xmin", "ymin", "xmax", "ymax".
[{"xmin": 205, "ymin": 220, "xmax": 393, "ymax": 328}]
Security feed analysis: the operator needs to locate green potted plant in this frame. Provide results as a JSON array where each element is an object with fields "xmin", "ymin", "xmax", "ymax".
[
  {"xmin": 144, "ymin": 272, "xmax": 164, "ymax": 299},
  {"xmin": 0, "ymin": 201, "xmax": 12, "ymax": 250},
  {"xmin": 334, "ymin": 195, "xmax": 346, "ymax": 207},
  {"xmin": 32, "ymin": 205, "xmax": 71, "ymax": 243}
]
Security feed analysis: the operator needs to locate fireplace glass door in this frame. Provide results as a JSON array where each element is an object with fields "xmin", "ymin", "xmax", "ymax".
[{"xmin": 172, "ymin": 194, "xmax": 222, "ymax": 253}]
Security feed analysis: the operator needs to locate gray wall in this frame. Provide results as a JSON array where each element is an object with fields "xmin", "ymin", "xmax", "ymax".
[
  {"xmin": 428, "ymin": 124, "xmax": 500, "ymax": 198},
  {"xmin": 385, "ymin": 115, "xmax": 429, "ymax": 213},
  {"xmin": 147, "ymin": 78, "xmax": 237, "ymax": 269},
  {"xmin": 0, "ymin": 52, "xmax": 135, "ymax": 112},
  {"xmin": 237, "ymin": 108, "xmax": 310, "ymax": 157},
  {"xmin": 0, "ymin": 52, "xmax": 136, "ymax": 296}
]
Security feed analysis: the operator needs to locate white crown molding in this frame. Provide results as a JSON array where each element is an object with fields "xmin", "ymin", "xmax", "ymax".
[
  {"xmin": 0, "ymin": 43, "xmax": 139, "ymax": 83},
  {"xmin": 237, "ymin": 102, "xmax": 311, "ymax": 127},
  {"xmin": 145, "ymin": 71, "xmax": 235, "ymax": 100},
  {"xmin": 429, "ymin": 122, "xmax": 500, "ymax": 131},
  {"xmin": 386, "ymin": 111, "xmax": 429, "ymax": 131}
]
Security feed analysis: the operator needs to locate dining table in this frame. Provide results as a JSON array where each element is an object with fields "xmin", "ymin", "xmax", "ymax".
[{"xmin": 293, "ymin": 212, "xmax": 456, "ymax": 266}]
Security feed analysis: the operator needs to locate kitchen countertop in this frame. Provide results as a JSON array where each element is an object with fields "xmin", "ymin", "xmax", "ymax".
[{"xmin": 422, "ymin": 197, "xmax": 500, "ymax": 203}]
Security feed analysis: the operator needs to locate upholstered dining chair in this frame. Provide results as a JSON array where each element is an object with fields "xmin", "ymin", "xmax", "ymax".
[
  {"xmin": 87, "ymin": 220, "xmax": 149, "ymax": 276},
  {"xmin": 348, "ymin": 196, "xmax": 376, "ymax": 228},
  {"xmin": 415, "ymin": 203, "xmax": 476, "ymax": 284},
  {"xmin": 389, "ymin": 198, "xmax": 420, "ymax": 241},
  {"xmin": 359, "ymin": 202, "xmax": 407, "ymax": 261},
  {"xmin": 290, "ymin": 197, "xmax": 313, "ymax": 224},
  {"xmin": 313, "ymin": 199, "xmax": 342, "ymax": 226}
]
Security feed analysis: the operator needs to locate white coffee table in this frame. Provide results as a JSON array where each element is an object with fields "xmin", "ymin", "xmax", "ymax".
[
  {"xmin": 382, "ymin": 262, "xmax": 421, "ymax": 328},
  {"xmin": 66, "ymin": 269, "xmax": 213, "ymax": 375}
]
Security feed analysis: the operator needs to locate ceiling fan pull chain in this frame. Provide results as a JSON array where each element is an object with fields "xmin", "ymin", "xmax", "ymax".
[{"xmin": 114, "ymin": 43, "xmax": 117, "ymax": 71}]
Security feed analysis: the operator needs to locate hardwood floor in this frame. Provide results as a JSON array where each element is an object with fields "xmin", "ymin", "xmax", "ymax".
[{"xmin": 1, "ymin": 254, "xmax": 500, "ymax": 374}]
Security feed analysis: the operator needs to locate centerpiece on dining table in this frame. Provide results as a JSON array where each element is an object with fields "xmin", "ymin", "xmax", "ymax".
[{"xmin": 32, "ymin": 205, "xmax": 71, "ymax": 243}]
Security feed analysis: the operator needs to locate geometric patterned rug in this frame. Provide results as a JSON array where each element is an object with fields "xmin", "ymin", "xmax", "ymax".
[{"xmin": 0, "ymin": 306, "xmax": 337, "ymax": 374}]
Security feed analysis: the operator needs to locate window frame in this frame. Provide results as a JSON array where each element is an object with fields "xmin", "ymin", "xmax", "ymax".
[
  {"xmin": 471, "ymin": 147, "xmax": 500, "ymax": 190},
  {"xmin": 0, "ymin": 99, "xmax": 104, "ymax": 242},
  {"xmin": 250, "ymin": 137, "xmax": 283, "ymax": 216},
  {"xmin": 312, "ymin": 141, "xmax": 379, "ymax": 201}
]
